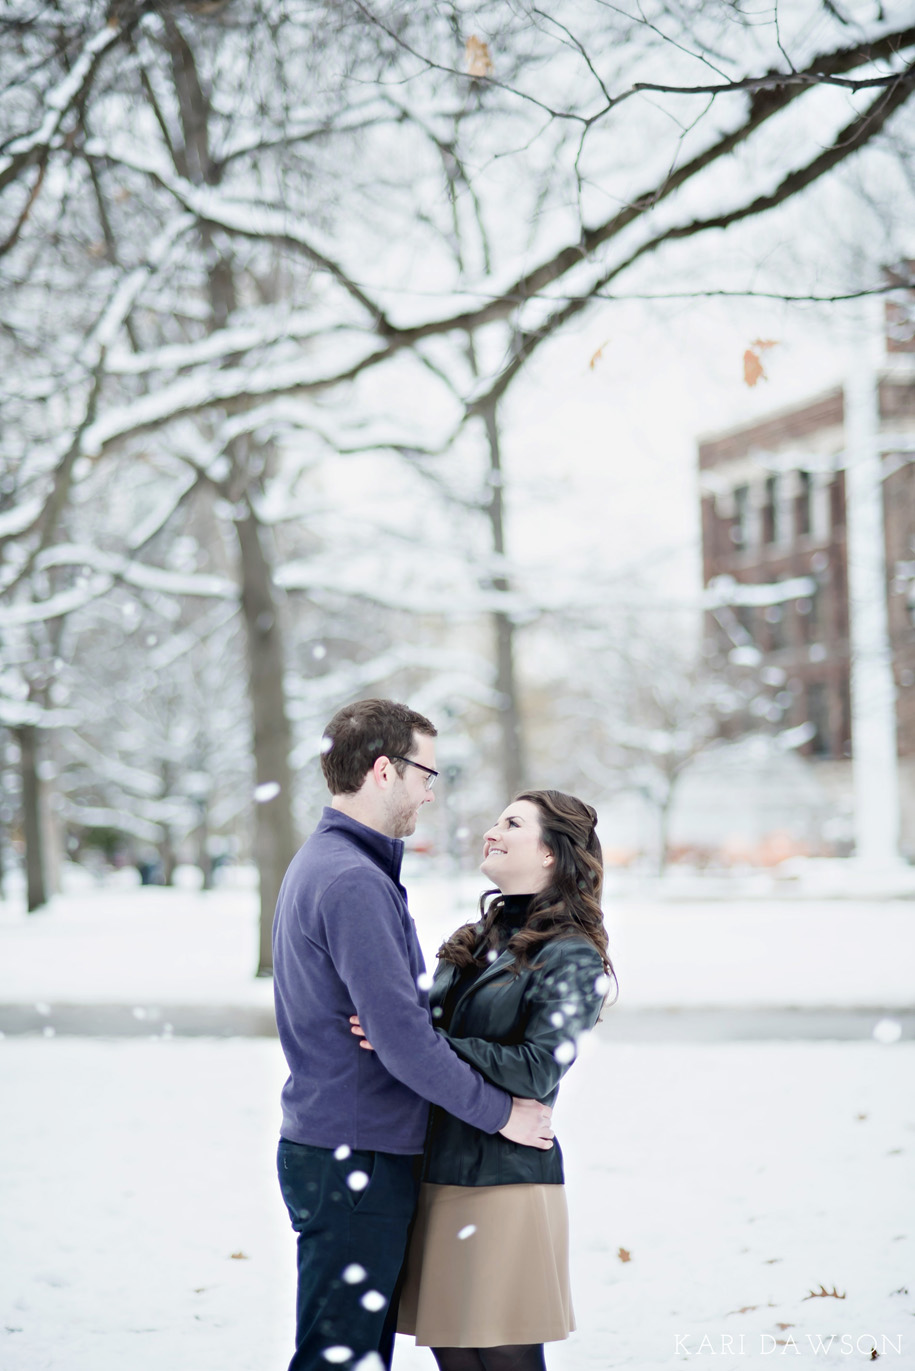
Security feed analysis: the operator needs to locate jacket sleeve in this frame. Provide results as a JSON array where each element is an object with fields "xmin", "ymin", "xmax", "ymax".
[
  {"xmin": 320, "ymin": 869, "xmax": 512, "ymax": 1135},
  {"xmin": 441, "ymin": 942, "xmax": 606, "ymax": 1100}
]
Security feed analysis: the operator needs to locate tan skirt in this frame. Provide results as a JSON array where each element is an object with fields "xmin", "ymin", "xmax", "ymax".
[{"xmin": 397, "ymin": 1183, "xmax": 575, "ymax": 1348}]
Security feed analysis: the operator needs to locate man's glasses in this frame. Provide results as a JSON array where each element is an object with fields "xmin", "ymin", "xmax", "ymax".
[{"xmin": 390, "ymin": 756, "xmax": 439, "ymax": 790}]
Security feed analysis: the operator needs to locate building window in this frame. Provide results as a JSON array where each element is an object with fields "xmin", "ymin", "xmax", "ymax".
[
  {"xmin": 796, "ymin": 471, "xmax": 812, "ymax": 537},
  {"xmin": 731, "ymin": 485, "xmax": 749, "ymax": 550},
  {"xmin": 839, "ymin": 680, "xmax": 851, "ymax": 757},
  {"xmin": 764, "ymin": 602, "xmax": 785, "ymax": 650},
  {"xmin": 810, "ymin": 475, "xmax": 832, "ymax": 542},
  {"xmin": 807, "ymin": 682, "xmax": 831, "ymax": 756},
  {"xmin": 762, "ymin": 475, "xmax": 777, "ymax": 545},
  {"xmin": 796, "ymin": 587, "xmax": 820, "ymax": 643},
  {"xmin": 736, "ymin": 604, "xmax": 755, "ymax": 643},
  {"xmin": 829, "ymin": 473, "xmax": 845, "ymax": 530}
]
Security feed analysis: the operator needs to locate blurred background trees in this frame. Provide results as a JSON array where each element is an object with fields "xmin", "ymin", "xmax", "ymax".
[{"xmin": 2, "ymin": 1, "xmax": 914, "ymax": 966}]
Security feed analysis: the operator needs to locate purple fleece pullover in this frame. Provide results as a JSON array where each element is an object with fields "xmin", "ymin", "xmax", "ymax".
[{"xmin": 273, "ymin": 808, "xmax": 511, "ymax": 1154}]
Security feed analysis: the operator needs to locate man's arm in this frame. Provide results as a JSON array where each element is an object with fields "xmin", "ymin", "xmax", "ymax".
[
  {"xmin": 321, "ymin": 870, "xmax": 550, "ymax": 1143},
  {"xmin": 349, "ymin": 1011, "xmax": 554, "ymax": 1148}
]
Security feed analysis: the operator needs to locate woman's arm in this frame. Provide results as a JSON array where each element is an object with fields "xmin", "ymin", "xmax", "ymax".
[{"xmin": 441, "ymin": 943, "xmax": 606, "ymax": 1099}]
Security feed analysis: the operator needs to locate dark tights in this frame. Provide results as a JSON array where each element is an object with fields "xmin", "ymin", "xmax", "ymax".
[{"xmin": 432, "ymin": 1345, "xmax": 547, "ymax": 1371}]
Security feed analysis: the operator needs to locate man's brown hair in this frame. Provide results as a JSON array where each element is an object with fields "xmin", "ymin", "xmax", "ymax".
[{"xmin": 320, "ymin": 698, "xmax": 437, "ymax": 796}]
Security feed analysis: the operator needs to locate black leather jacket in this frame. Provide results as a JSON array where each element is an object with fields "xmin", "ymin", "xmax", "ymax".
[{"xmin": 423, "ymin": 933, "xmax": 606, "ymax": 1186}]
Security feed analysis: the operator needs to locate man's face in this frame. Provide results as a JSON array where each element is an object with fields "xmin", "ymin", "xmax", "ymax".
[{"xmin": 384, "ymin": 731, "xmax": 436, "ymax": 839}]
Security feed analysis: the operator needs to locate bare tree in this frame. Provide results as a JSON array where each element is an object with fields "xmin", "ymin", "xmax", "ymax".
[
  {"xmin": 2, "ymin": 0, "xmax": 914, "ymax": 955},
  {"xmin": 536, "ymin": 602, "xmax": 789, "ymax": 873}
]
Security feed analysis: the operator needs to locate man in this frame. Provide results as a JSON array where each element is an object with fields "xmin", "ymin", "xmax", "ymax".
[{"xmin": 273, "ymin": 699, "xmax": 553, "ymax": 1371}]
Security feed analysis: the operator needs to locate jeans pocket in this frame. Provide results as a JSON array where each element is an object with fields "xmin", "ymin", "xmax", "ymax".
[
  {"xmin": 277, "ymin": 1140, "xmax": 319, "ymax": 1226},
  {"xmin": 337, "ymin": 1147, "xmax": 377, "ymax": 1213}
]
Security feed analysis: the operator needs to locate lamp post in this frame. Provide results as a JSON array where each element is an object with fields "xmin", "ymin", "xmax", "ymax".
[{"xmin": 843, "ymin": 312, "xmax": 903, "ymax": 869}]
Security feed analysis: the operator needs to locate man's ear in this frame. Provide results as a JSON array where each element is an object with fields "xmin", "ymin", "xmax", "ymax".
[{"xmin": 371, "ymin": 755, "xmax": 392, "ymax": 788}]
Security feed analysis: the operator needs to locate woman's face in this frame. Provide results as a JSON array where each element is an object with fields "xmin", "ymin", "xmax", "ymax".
[{"xmin": 480, "ymin": 799, "xmax": 553, "ymax": 895}]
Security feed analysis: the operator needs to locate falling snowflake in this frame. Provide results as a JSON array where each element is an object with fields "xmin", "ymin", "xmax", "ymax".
[
  {"xmin": 873, "ymin": 1018, "xmax": 903, "ymax": 1045},
  {"xmin": 322, "ymin": 1348, "xmax": 353, "ymax": 1364},
  {"xmin": 554, "ymin": 1040, "xmax": 576, "ymax": 1064},
  {"xmin": 347, "ymin": 1171, "xmax": 370, "ymax": 1192},
  {"xmin": 457, "ymin": 1224, "xmax": 477, "ymax": 1240},
  {"xmin": 254, "ymin": 781, "xmax": 280, "ymax": 803},
  {"xmin": 550, "ymin": 1012, "xmax": 564, "ymax": 1027},
  {"xmin": 334, "ymin": 1145, "xmax": 351, "ymax": 1160},
  {"xmin": 416, "ymin": 971, "xmax": 434, "ymax": 991},
  {"xmin": 342, "ymin": 1264, "xmax": 367, "ymax": 1284},
  {"xmin": 360, "ymin": 1289, "xmax": 386, "ymax": 1312}
]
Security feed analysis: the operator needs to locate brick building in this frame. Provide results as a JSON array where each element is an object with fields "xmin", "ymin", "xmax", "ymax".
[{"xmin": 697, "ymin": 308, "xmax": 915, "ymax": 846}]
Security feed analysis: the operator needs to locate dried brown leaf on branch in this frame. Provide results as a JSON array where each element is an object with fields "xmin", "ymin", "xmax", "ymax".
[
  {"xmin": 589, "ymin": 339, "xmax": 610, "ymax": 370},
  {"xmin": 802, "ymin": 1284, "xmax": 845, "ymax": 1300},
  {"xmin": 465, "ymin": 36, "xmax": 494, "ymax": 78},
  {"xmin": 229, "ymin": 1251, "xmax": 249, "ymax": 1260},
  {"xmin": 617, "ymin": 1246, "xmax": 631, "ymax": 1263},
  {"xmin": 743, "ymin": 339, "xmax": 779, "ymax": 388},
  {"xmin": 743, "ymin": 349, "xmax": 764, "ymax": 387}
]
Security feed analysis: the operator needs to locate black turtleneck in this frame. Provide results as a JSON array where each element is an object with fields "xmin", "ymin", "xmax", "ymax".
[{"xmin": 493, "ymin": 892, "xmax": 535, "ymax": 945}]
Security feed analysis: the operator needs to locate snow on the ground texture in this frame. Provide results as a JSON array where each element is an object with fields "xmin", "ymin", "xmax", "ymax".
[
  {"xmin": 0, "ymin": 880, "xmax": 274, "ymax": 1008},
  {"xmin": 2, "ymin": 1036, "xmax": 912, "ymax": 1370},
  {"xmin": 2, "ymin": 872, "xmax": 914, "ymax": 1009}
]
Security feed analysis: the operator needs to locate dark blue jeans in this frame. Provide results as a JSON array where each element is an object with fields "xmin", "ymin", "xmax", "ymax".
[{"xmin": 277, "ymin": 1138, "xmax": 420, "ymax": 1371}]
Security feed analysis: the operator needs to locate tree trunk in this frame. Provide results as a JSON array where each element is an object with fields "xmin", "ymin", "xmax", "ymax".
[
  {"xmin": 235, "ymin": 509, "xmax": 298, "ymax": 976},
  {"xmin": 197, "ymin": 800, "xmax": 214, "ymax": 891},
  {"xmin": 158, "ymin": 832, "xmax": 177, "ymax": 886},
  {"xmin": 40, "ymin": 730, "xmax": 61, "ymax": 895},
  {"xmin": 493, "ymin": 608, "xmax": 524, "ymax": 797},
  {"xmin": 656, "ymin": 780, "xmax": 676, "ymax": 877},
  {"xmin": 156, "ymin": 757, "xmax": 177, "ymax": 885},
  {"xmin": 480, "ymin": 399, "xmax": 526, "ymax": 797},
  {"xmin": 16, "ymin": 724, "xmax": 47, "ymax": 911}
]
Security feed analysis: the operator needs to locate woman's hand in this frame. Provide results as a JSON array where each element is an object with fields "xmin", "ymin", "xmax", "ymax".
[{"xmin": 349, "ymin": 1014, "xmax": 374, "ymax": 1050}]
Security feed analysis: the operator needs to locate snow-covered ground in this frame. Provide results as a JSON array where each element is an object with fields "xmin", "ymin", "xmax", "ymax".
[
  {"xmin": 2, "ymin": 1036, "xmax": 912, "ymax": 1370},
  {"xmin": 2, "ymin": 872, "xmax": 913, "ymax": 1368},
  {"xmin": 2, "ymin": 863, "xmax": 914, "ymax": 1010}
]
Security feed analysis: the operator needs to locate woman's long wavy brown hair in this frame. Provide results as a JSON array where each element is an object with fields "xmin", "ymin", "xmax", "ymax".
[{"xmin": 438, "ymin": 789, "xmax": 616, "ymax": 990}]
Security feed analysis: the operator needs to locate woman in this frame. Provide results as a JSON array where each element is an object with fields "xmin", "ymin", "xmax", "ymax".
[{"xmin": 354, "ymin": 788, "xmax": 615, "ymax": 1371}]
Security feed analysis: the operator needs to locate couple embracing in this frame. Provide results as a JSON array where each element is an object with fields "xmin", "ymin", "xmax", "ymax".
[{"xmin": 273, "ymin": 699, "xmax": 615, "ymax": 1371}]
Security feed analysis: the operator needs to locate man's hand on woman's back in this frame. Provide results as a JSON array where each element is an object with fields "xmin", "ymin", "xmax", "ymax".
[{"xmin": 499, "ymin": 1097, "xmax": 554, "ymax": 1149}]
